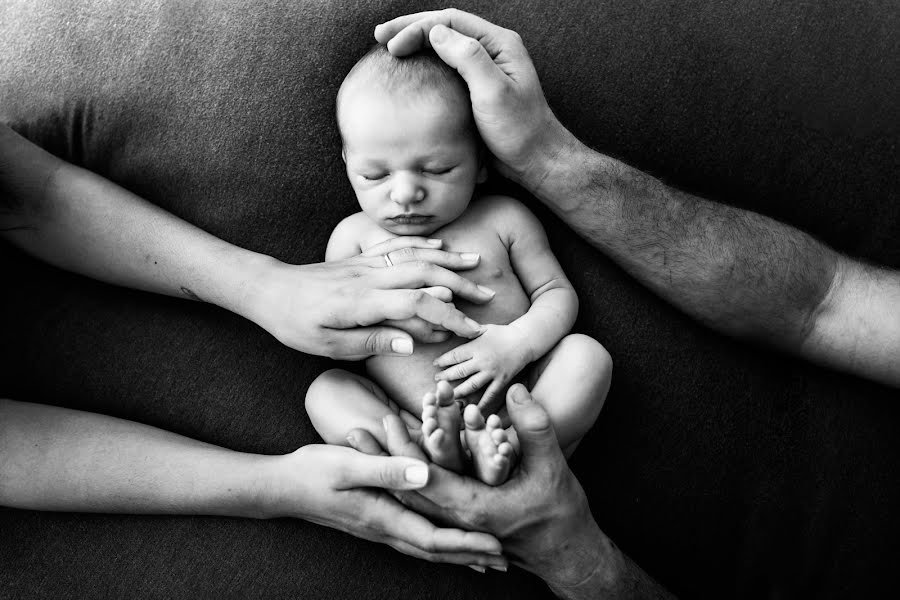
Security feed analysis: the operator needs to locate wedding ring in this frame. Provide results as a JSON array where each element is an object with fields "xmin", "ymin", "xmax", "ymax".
[{"xmin": 382, "ymin": 253, "xmax": 394, "ymax": 267}]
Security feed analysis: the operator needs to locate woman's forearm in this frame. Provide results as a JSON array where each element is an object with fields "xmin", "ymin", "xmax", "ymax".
[
  {"xmin": 0, "ymin": 399, "xmax": 271, "ymax": 516},
  {"xmin": 0, "ymin": 124, "xmax": 272, "ymax": 317}
]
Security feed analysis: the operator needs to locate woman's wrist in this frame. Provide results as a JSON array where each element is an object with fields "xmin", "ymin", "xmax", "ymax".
[{"xmin": 210, "ymin": 248, "xmax": 285, "ymax": 326}]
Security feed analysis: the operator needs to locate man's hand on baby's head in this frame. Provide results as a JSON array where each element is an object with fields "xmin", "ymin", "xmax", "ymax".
[
  {"xmin": 432, "ymin": 324, "xmax": 533, "ymax": 416},
  {"xmin": 375, "ymin": 9, "xmax": 569, "ymax": 189}
]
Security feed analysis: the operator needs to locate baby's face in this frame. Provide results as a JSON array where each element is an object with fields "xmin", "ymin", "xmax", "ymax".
[{"xmin": 340, "ymin": 87, "xmax": 485, "ymax": 236}]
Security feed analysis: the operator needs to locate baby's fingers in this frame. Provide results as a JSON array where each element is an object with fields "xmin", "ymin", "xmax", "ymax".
[
  {"xmin": 453, "ymin": 372, "xmax": 492, "ymax": 398},
  {"xmin": 435, "ymin": 359, "xmax": 478, "ymax": 382},
  {"xmin": 434, "ymin": 345, "xmax": 474, "ymax": 368},
  {"xmin": 476, "ymin": 380, "xmax": 505, "ymax": 415}
]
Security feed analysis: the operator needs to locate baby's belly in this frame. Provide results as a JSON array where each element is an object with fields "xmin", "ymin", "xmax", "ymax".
[{"xmin": 366, "ymin": 277, "xmax": 531, "ymax": 414}]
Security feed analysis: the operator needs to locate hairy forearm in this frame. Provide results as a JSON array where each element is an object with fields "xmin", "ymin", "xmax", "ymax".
[
  {"xmin": 528, "ymin": 131, "xmax": 837, "ymax": 352},
  {"xmin": 0, "ymin": 399, "xmax": 273, "ymax": 516},
  {"xmin": 0, "ymin": 125, "xmax": 272, "ymax": 316},
  {"xmin": 511, "ymin": 286, "xmax": 578, "ymax": 362}
]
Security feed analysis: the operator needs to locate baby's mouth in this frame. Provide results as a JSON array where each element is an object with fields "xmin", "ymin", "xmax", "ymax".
[{"xmin": 389, "ymin": 214, "xmax": 433, "ymax": 225}]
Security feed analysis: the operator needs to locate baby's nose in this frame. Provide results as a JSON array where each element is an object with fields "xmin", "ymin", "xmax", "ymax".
[{"xmin": 390, "ymin": 174, "xmax": 425, "ymax": 206}]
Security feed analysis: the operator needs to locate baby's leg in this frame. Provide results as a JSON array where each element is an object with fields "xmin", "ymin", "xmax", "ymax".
[
  {"xmin": 305, "ymin": 368, "xmax": 409, "ymax": 449},
  {"xmin": 529, "ymin": 333, "xmax": 613, "ymax": 457}
]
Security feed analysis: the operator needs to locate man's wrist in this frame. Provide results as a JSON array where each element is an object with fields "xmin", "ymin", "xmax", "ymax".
[{"xmin": 514, "ymin": 118, "xmax": 583, "ymax": 206}]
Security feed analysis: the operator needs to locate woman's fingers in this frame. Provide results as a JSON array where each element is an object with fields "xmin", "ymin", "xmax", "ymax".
[
  {"xmin": 435, "ymin": 359, "xmax": 477, "ymax": 382},
  {"xmin": 358, "ymin": 289, "xmax": 483, "ymax": 339},
  {"xmin": 364, "ymin": 246, "xmax": 483, "ymax": 272},
  {"xmin": 382, "ymin": 318, "xmax": 451, "ymax": 344},
  {"xmin": 361, "ymin": 236, "xmax": 443, "ymax": 256},
  {"xmin": 453, "ymin": 372, "xmax": 493, "ymax": 398},
  {"xmin": 373, "ymin": 260, "xmax": 494, "ymax": 304},
  {"xmin": 333, "ymin": 447, "xmax": 430, "ymax": 491}
]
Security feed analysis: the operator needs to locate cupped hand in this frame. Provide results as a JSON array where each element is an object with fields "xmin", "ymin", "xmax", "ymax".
[
  {"xmin": 246, "ymin": 237, "xmax": 494, "ymax": 360},
  {"xmin": 349, "ymin": 384, "xmax": 607, "ymax": 592},
  {"xmin": 432, "ymin": 324, "xmax": 532, "ymax": 414},
  {"xmin": 263, "ymin": 443, "xmax": 507, "ymax": 569},
  {"xmin": 374, "ymin": 9, "xmax": 573, "ymax": 189}
]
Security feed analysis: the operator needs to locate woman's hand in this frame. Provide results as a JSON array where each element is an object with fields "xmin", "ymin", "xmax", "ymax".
[
  {"xmin": 246, "ymin": 237, "xmax": 495, "ymax": 360},
  {"xmin": 261, "ymin": 443, "xmax": 507, "ymax": 569}
]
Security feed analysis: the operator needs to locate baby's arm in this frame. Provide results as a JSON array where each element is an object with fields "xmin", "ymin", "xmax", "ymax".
[
  {"xmin": 499, "ymin": 196, "xmax": 579, "ymax": 362},
  {"xmin": 434, "ymin": 196, "xmax": 578, "ymax": 409}
]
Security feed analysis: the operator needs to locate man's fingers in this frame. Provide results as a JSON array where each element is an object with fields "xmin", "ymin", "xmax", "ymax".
[
  {"xmin": 505, "ymin": 383, "xmax": 561, "ymax": 464},
  {"xmin": 376, "ymin": 9, "xmax": 504, "ymax": 56},
  {"xmin": 334, "ymin": 449, "xmax": 430, "ymax": 491},
  {"xmin": 428, "ymin": 24, "xmax": 507, "ymax": 96}
]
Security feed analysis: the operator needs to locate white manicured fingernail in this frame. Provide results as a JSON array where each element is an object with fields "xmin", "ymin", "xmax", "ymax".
[
  {"xmin": 476, "ymin": 285, "xmax": 495, "ymax": 297},
  {"xmin": 461, "ymin": 252, "xmax": 479, "ymax": 262},
  {"xmin": 468, "ymin": 565, "xmax": 486, "ymax": 573},
  {"xmin": 404, "ymin": 464, "xmax": 429, "ymax": 486},
  {"xmin": 391, "ymin": 338, "xmax": 413, "ymax": 355},
  {"xmin": 465, "ymin": 318, "xmax": 481, "ymax": 332},
  {"xmin": 427, "ymin": 238, "xmax": 442, "ymax": 246}
]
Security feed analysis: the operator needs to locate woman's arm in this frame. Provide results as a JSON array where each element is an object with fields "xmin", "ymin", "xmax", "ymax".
[
  {"xmin": 0, "ymin": 124, "xmax": 494, "ymax": 359},
  {"xmin": 0, "ymin": 398, "xmax": 507, "ymax": 569}
]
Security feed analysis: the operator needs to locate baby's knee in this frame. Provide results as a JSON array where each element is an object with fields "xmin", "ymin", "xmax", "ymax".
[{"xmin": 558, "ymin": 334, "xmax": 613, "ymax": 386}]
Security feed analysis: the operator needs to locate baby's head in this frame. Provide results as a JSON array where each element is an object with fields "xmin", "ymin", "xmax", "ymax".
[{"xmin": 337, "ymin": 45, "xmax": 486, "ymax": 236}]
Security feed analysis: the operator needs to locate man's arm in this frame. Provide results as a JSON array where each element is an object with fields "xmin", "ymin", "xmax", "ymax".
[
  {"xmin": 0, "ymin": 398, "xmax": 507, "ymax": 569},
  {"xmin": 533, "ymin": 136, "xmax": 900, "ymax": 387},
  {"xmin": 376, "ymin": 9, "xmax": 900, "ymax": 388}
]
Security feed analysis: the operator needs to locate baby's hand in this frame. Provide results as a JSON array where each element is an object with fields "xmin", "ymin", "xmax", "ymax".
[{"xmin": 433, "ymin": 324, "xmax": 532, "ymax": 414}]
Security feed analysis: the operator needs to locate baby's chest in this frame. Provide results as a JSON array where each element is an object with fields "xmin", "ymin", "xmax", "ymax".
[{"xmin": 364, "ymin": 224, "xmax": 530, "ymax": 325}]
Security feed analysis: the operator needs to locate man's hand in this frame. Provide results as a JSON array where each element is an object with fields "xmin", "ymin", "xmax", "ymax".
[
  {"xmin": 261, "ymin": 444, "xmax": 507, "ymax": 569},
  {"xmin": 374, "ymin": 9, "xmax": 573, "ymax": 190},
  {"xmin": 350, "ymin": 384, "xmax": 673, "ymax": 598},
  {"xmin": 246, "ymin": 236, "xmax": 495, "ymax": 360},
  {"xmin": 432, "ymin": 324, "xmax": 532, "ymax": 413}
]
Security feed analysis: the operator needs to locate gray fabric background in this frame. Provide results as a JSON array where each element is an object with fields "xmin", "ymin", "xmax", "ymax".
[{"xmin": 1, "ymin": 0, "xmax": 898, "ymax": 597}]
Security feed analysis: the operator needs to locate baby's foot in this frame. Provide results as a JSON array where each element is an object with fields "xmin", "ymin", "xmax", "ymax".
[
  {"xmin": 421, "ymin": 381, "xmax": 466, "ymax": 472},
  {"xmin": 463, "ymin": 404, "xmax": 514, "ymax": 486}
]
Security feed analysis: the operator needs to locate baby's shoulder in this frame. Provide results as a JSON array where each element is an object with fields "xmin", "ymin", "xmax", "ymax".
[
  {"xmin": 327, "ymin": 211, "xmax": 382, "ymax": 260},
  {"xmin": 467, "ymin": 194, "xmax": 542, "ymax": 234}
]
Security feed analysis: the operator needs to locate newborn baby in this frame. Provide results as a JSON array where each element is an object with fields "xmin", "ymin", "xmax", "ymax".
[{"xmin": 306, "ymin": 45, "xmax": 612, "ymax": 485}]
